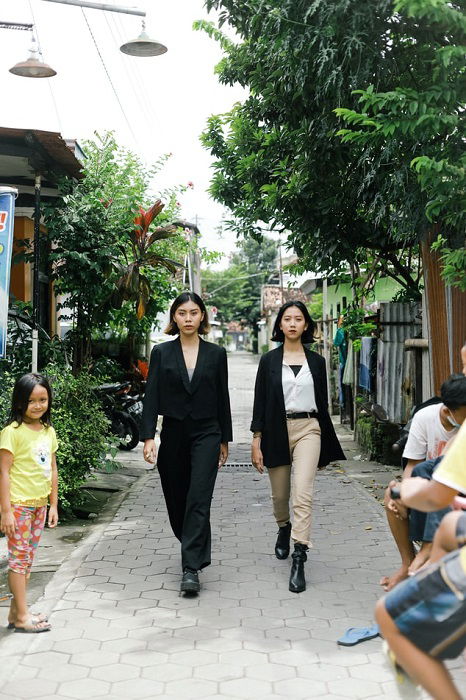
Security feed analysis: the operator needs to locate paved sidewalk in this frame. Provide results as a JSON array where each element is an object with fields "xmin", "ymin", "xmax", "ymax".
[{"xmin": 0, "ymin": 353, "xmax": 464, "ymax": 699}]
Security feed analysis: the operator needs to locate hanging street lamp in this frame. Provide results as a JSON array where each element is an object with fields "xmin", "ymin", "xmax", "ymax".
[{"xmin": 41, "ymin": 0, "xmax": 167, "ymax": 57}]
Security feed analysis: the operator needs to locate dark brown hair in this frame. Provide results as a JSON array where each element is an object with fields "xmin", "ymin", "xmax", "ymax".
[
  {"xmin": 8, "ymin": 373, "xmax": 53, "ymax": 427},
  {"xmin": 271, "ymin": 301, "xmax": 316, "ymax": 343},
  {"xmin": 164, "ymin": 291, "xmax": 210, "ymax": 336}
]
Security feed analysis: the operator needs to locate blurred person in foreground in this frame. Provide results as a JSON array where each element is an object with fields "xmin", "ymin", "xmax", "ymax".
[{"xmin": 375, "ymin": 417, "xmax": 466, "ymax": 700}]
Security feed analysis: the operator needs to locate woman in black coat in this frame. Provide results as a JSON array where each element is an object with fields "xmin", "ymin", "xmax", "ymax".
[
  {"xmin": 251, "ymin": 301, "xmax": 345, "ymax": 593},
  {"xmin": 142, "ymin": 291, "xmax": 232, "ymax": 594}
]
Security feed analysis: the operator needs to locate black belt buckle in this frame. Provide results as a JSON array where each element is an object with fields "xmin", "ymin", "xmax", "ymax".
[{"xmin": 286, "ymin": 411, "xmax": 315, "ymax": 419}]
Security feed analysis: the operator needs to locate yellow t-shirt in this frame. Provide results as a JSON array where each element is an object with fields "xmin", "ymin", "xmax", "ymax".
[
  {"xmin": 0, "ymin": 422, "xmax": 58, "ymax": 505},
  {"xmin": 433, "ymin": 421, "xmax": 466, "ymax": 572}
]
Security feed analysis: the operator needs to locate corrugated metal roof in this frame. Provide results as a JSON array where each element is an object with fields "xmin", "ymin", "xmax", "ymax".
[{"xmin": 0, "ymin": 126, "xmax": 83, "ymax": 181}]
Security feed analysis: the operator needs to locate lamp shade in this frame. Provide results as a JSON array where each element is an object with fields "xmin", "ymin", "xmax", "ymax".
[
  {"xmin": 9, "ymin": 38, "xmax": 56, "ymax": 78},
  {"xmin": 120, "ymin": 30, "xmax": 167, "ymax": 57},
  {"xmin": 9, "ymin": 56, "xmax": 57, "ymax": 78}
]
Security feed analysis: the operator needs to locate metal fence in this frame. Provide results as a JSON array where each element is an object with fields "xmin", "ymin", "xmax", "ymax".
[{"xmin": 376, "ymin": 302, "xmax": 422, "ymax": 423}]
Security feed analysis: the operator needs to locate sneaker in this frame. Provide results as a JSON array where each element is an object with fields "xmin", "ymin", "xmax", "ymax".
[{"xmin": 180, "ymin": 568, "xmax": 200, "ymax": 594}]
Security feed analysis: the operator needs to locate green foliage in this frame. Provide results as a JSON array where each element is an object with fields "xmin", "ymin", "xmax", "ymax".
[
  {"xmin": 341, "ymin": 307, "xmax": 377, "ymax": 352},
  {"xmin": 44, "ymin": 365, "xmax": 118, "ymax": 514},
  {"xmin": 0, "ymin": 302, "xmax": 69, "ymax": 375},
  {"xmin": 202, "ymin": 236, "xmax": 277, "ymax": 328},
  {"xmin": 196, "ymin": 0, "xmax": 426, "ymax": 282},
  {"xmin": 0, "ymin": 373, "xmax": 15, "ymax": 427},
  {"xmin": 308, "ymin": 292, "xmax": 323, "ymax": 320},
  {"xmin": 43, "ymin": 132, "xmax": 186, "ymax": 371},
  {"xmin": 111, "ymin": 201, "xmax": 183, "ymax": 320},
  {"xmin": 197, "ymin": 0, "xmax": 464, "ymax": 291},
  {"xmin": 87, "ymin": 357, "xmax": 123, "ymax": 382},
  {"xmin": 334, "ymin": 0, "xmax": 466, "ymax": 285},
  {"xmin": 431, "ymin": 235, "xmax": 466, "ymax": 291},
  {"xmin": 0, "ymin": 365, "xmax": 117, "ymax": 515}
]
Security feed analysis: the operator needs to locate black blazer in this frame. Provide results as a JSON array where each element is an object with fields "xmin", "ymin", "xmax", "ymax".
[
  {"xmin": 251, "ymin": 345, "xmax": 345, "ymax": 468},
  {"xmin": 141, "ymin": 337, "xmax": 233, "ymax": 443}
]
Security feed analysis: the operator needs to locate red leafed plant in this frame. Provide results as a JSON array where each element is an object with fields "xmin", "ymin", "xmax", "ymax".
[{"xmin": 112, "ymin": 200, "xmax": 183, "ymax": 319}]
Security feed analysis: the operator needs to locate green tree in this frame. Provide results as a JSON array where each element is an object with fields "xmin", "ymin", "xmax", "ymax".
[
  {"xmin": 43, "ymin": 133, "xmax": 186, "ymax": 371},
  {"xmin": 195, "ymin": 1, "xmax": 448, "ymax": 295},
  {"xmin": 202, "ymin": 236, "xmax": 277, "ymax": 331},
  {"xmin": 334, "ymin": 0, "xmax": 466, "ymax": 288}
]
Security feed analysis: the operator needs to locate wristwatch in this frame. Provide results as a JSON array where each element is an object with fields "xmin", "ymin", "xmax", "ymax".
[{"xmin": 390, "ymin": 486, "xmax": 401, "ymax": 500}]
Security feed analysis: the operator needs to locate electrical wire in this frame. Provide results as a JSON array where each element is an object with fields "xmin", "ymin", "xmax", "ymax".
[
  {"xmin": 80, "ymin": 7, "xmax": 139, "ymax": 146},
  {"xmin": 28, "ymin": 0, "xmax": 63, "ymax": 133},
  {"xmin": 103, "ymin": 11, "xmax": 155, "ymax": 134},
  {"xmin": 112, "ymin": 12, "xmax": 164, "ymax": 135}
]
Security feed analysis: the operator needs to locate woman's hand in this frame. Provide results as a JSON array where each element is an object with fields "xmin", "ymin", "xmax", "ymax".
[
  {"xmin": 48, "ymin": 505, "xmax": 58, "ymax": 528},
  {"xmin": 143, "ymin": 439, "xmax": 157, "ymax": 464},
  {"xmin": 0, "ymin": 510, "xmax": 16, "ymax": 538},
  {"xmin": 251, "ymin": 439, "xmax": 264, "ymax": 473},
  {"xmin": 218, "ymin": 443, "xmax": 228, "ymax": 469}
]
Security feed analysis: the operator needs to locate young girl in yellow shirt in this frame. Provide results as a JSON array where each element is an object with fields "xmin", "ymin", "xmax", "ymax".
[{"xmin": 0, "ymin": 373, "xmax": 58, "ymax": 633}]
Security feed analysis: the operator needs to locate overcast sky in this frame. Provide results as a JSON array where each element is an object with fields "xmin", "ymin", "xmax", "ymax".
[{"xmin": 0, "ymin": 0, "xmax": 247, "ymax": 263}]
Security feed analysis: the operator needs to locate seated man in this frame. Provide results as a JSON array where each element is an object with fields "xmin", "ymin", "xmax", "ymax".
[
  {"xmin": 376, "ymin": 419, "xmax": 466, "ymax": 700},
  {"xmin": 380, "ymin": 374, "xmax": 466, "ymax": 591}
]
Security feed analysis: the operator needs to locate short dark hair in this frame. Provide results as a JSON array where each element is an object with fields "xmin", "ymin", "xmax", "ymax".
[
  {"xmin": 164, "ymin": 291, "xmax": 210, "ymax": 336},
  {"xmin": 271, "ymin": 301, "xmax": 316, "ymax": 343},
  {"xmin": 9, "ymin": 373, "xmax": 53, "ymax": 427},
  {"xmin": 440, "ymin": 374, "xmax": 466, "ymax": 409}
]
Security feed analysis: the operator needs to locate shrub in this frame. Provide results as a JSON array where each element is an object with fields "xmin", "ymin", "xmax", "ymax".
[{"xmin": 0, "ymin": 365, "xmax": 117, "ymax": 515}]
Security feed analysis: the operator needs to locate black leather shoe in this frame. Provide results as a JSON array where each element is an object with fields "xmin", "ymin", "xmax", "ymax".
[
  {"xmin": 275, "ymin": 522, "xmax": 292, "ymax": 559},
  {"xmin": 180, "ymin": 568, "xmax": 200, "ymax": 594},
  {"xmin": 289, "ymin": 543, "xmax": 308, "ymax": 593}
]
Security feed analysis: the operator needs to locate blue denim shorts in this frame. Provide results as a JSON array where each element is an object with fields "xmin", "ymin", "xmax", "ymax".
[{"xmin": 385, "ymin": 545, "xmax": 466, "ymax": 659}]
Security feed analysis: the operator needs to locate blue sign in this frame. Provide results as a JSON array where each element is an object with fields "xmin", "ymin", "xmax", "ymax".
[{"xmin": 0, "ymin": 187, "xmax": 18, "ymax": 358}]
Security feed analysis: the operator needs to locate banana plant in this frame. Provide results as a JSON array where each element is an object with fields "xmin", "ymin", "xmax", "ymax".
[{"xmin": 112, "ymin": 200, "xmax": 183, "ymax": 319}]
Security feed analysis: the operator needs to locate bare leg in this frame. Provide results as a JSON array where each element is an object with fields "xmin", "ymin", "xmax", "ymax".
[
  {"xmin": 380, "ymin": 487, "xmax": 415, "ymax": 591},
  {"xmin": 429, "ymin": 512, "xmax": 464, "ymax": 564},
  {"xmin": 375, "ymin": 600, "xmax": 461, "ymax": 700},
  {"xmin": 7, "ymin": 571, "xmax": 28, "ymax": 627},
  {"xmin": 408, "ymin": 541, "xmax": 433, "ymax": 575}
]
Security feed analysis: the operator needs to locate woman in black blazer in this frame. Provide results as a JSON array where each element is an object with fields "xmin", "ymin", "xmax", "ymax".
[
  {"xmin": 142, "ymin": 291, "xmax": 232, "ymax": 594},
  {"xmin": 251, "ymin": 301, "xmax": 345, "ymax": 593}
]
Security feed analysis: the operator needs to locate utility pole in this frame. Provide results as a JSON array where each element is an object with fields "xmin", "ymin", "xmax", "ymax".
[
  {"xmin": 322, "ymin": 278, "xmax": 331, "ymax": 410},
  {"xmin": 188, "ymin": 215, "xmax": 201, "ymax": 296},
  {"xmin": 32, "ymin": 173, "xmax": 41, "ymax": 373}
]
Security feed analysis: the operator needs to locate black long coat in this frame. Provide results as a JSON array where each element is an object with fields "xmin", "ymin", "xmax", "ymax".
[
  {"xmin": 251, "ymin": 345, "xmax": 345, "ymax": 468},
  {"xmin": 141, "ymin": 337, "xmax": 233, "ymax": 444}
]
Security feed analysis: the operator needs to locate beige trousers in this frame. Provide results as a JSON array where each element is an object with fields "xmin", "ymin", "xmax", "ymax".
[{"xmin": 267, "ymin": 417, "xmax": 321, "ymax": 547}]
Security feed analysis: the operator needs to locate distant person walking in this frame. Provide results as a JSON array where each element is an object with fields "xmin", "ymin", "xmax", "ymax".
[
  {"xmin": 251, "ymin": 301, "xmax": 345, "ymax": 593},
  {"xmin": 141, "ymin": 292, "xmax": 232, "ymax": 595},
  {"xmin": 0, "ymin": 373, "xmax": 58, "ymax": 633}
]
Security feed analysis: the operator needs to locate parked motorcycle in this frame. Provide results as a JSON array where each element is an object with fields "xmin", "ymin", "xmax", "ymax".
[{"xmin": 94, "ymin": 381, "xmax": 142, "ymax": 451}]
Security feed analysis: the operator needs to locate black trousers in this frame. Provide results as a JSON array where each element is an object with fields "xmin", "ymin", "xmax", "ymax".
[{"xmin": 157, "ymin": 415, "xmax": 221, "ymax": 571}]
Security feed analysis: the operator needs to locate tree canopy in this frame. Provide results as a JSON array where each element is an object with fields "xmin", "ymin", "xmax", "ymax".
[
  {"xmin": 197, "ymin": 0, "xmax": 465, "ymax": 290},
  {"xmin": 43, "ymin": 133, "xmax": 188, "ymax": 370},
  {"xmin": 202, "ymin": 235, "xmax": 277, "ymax": 328}
]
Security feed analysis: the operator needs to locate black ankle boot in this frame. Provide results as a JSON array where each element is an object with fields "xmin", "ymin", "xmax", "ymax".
[
  {"xmin": 289, "ymin": 543, "xmax": 308, "ymax": 593},
  {"xmin": 275, "ymin": 522, "xmax": 292, "ymax": 559}
]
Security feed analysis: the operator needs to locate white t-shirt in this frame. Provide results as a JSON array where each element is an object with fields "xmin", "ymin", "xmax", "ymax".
[
  {"xmin": 282, "ymin": 363, "xmax": 317, "ymax": 413},
  {"xmin": 402, "ymin": 403, "xmax": 456, "ymax": 461}
]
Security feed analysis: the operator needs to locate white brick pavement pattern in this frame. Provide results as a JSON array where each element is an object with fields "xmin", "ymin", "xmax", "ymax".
[{"xmin": 0, "ymin": 351, "xmax": 464, "ymax": 699}]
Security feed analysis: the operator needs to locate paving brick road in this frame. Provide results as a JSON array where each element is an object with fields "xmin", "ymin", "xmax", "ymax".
[{"xmin": 0, "ymin": 352, "xmax": 464, "ymax": 699}]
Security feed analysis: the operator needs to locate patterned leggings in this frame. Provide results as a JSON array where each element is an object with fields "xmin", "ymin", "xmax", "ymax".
[{"xmin": 7, "ymin": 505, "xmax": 47, "ymax": 575}]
